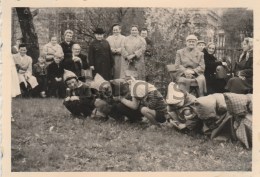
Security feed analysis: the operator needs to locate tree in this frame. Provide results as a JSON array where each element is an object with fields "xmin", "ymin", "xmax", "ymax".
[
  {"xmin": 16, "ymin": 8, "xmax": 40, "ymax": 63},
  {"xmin": 221, "ymin": 8, "xmax": 253, "ymax": 48}
]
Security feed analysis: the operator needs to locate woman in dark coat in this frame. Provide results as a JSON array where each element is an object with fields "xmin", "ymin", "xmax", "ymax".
[
  {"xmin": 203, "ymin": 42, "xmax": 227, "ymax": 94},
  {"xmin": 88, "ymin": 28, "xmax": 114, "ymax": 80},
  {"xmin": 60, "ymin": 30, "xmax": 75, "ymax": 59},
  {"xmin": 225, "ymin": 38, "xmax": 253, "ymax": 94}
]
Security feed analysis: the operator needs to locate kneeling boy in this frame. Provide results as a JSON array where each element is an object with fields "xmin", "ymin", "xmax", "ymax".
[{"xmin": 63, "ymin": 70, "xmax": 95, "ymax": 118}]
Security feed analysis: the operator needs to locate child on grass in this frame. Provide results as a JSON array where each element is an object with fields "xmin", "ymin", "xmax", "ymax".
[
  {"xmin": 33, "ymin": 56, "xmax": 48, "ymax": 97},
  {"xmin": 63, "ymin": 70, "xmax": 95, "ymax": 118}
]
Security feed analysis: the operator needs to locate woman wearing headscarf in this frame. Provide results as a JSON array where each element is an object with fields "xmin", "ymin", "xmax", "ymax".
[
  {"xmin": 122, "ymin": 25, "xmax": 146, "ymax": 80},
  {"xmin": 203, "ymin": 42, "xmax": 227, "ymax": 94},
  {"xmin": 225, "ymin": 37, "xmax": 253, "ymax": 94},
  {"xmin": 106, "ymin": 24, "xmax": 126, "ymax": 79},
  {"xmin": 175, "ymin": 34, "xmax": 206, "ymax": 96}
]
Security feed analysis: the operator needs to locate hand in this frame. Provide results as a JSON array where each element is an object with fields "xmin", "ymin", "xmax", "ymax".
[
  {"xmin": 55, "ymin": 77, "xmax": 62, "ymax": 82},
  {"xmin": 113, "ymin": 96, "xmax": 122, "ymax": 101},
  {"xmin": 73, "ymin": 56, "xmax": 81, "ymax": 63},
  {"xmin": 238, "ymin": 75, "xmax": 246, "ymax": 80},
  {"xmin": 70, "ymin": 96, "xmax": 79, "ymax": 101},
  {"xmin": 222, "ymin": 62, "xmax": 227, "ymax": 66},
  {"xmin": 24, "ymin": 73, "xmax": 30, "ymax": 80},
  {"xmin": 127, "ymin": 54, "xmax": 135, "ymax": 60},
  {"xmin": 65, "ymin": 97, "xmax": 70, "ymax": 102},
  {"xmin": 90, "ymin": 66, "xmax": 95, "ymax": 70},
  {"xmin": 184, "ymin": 69, "xmax": 194, "ymax": 78}
]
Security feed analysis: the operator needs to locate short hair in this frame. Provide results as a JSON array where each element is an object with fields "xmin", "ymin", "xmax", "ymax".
[
  {"xmin": 243, "ymin": 37, "xmax": 253, "ymax": 49},
  {"xmin": 112, "ymin": 23, "xmax": 121, "ymax": 30},
  {"xmin": 64, "ymin": 29, "xmax": 74, "ymax": 36},
  {"xmin": 72, "ymin": 44, "xmax": 81, "ymax": 49},
  {"xmin": 131, "ymin": 25, "xmax": 139, "ymax": 31},
  {"xmin": 50, "ymin": 36, "xmax": 57, "ymax": 40},
  {"xmin": 18, "ymin": 43, "xmax": 26, "ymax": 49},
  {"xmin": 141, "ymin": 28, "xmax": 148, "ymax": 32}
]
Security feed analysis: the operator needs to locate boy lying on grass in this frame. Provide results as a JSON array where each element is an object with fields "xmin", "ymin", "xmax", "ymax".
[
  {"xmin": 63, "ymin": 70, "xmax": 95, "ymax": 118},
  {"xmin": 166, "ymin": 82, "xmax": 252, "ymax": 149}
]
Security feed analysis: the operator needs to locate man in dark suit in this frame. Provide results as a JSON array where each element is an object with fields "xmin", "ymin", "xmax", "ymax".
[{"xmin": 62, "ymin": 44, "xmax": 89, "ymax": 81}]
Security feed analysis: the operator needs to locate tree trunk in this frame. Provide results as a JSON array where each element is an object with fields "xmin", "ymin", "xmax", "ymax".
[{"xmin": 16, "ymin": 7, "xmax": 39, "ymax": 63}]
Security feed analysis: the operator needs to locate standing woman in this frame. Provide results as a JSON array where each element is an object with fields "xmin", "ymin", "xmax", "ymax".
[
  {"xmin": 106, "ymin": 24, "xmax": 126, "ymax": 79},
  {"xmin": 225, "ymin": 38, "xmax": 253, "ymax": 94},
  {"xmin": 88, "ymin": 28, "xmax": 114, "ymax": 80},
  {"xmin": 203, "ymin": 42, "xmax": 227, "ymax": 94},
  {"xmin": 60, "ymin": 30, "xmax": 75, "ymax": 59},
  {"xmin": 42, "ymin": 36, "xmax": 64, "ymax": 65},
  {"xmin": 122, "ymin": 25, "xmax": 146, "ymax": 80}
]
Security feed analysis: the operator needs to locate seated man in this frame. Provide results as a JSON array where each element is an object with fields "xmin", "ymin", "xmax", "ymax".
[
  {"xmin": 13, "ymin": 44, "xmax": 38, "ymax": 97},
  {"xmin": 175, "ymin": 35, "xmax": 207, "ymax": 97},
  {"xmin": 63, "ymin": 44, "xmax": 89, "ymax": 81},
  {"xmin": 63, "ymin": 70, "xmax": 95, "ymax": 118}
]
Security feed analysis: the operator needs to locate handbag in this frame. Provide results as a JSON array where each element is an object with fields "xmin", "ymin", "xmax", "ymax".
[{"xmin": 125, "ymin": 62, "xmax": 138, "ymax": 78}]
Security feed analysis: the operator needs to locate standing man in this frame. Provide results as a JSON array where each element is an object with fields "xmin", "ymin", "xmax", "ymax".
[
  {"xmin": 106, "ymin": 24, "xmax": 126, "ymax": 79},
  {"xmin": 88, "ymin": 28, "xmax": 114, "ymax": 80}
]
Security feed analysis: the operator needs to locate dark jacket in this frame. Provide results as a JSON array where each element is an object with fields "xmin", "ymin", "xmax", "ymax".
[
  {"xmin": 88, "ymin": 39, "xmax": 114, "ymax": 80},
  {"xmin": 33, "ymin": 62, "xmax": 48, "ymax": 77},
  {"xmin": 203, "ymin": 48, "xmax": 222, "ymax": 79},
  {"xmin": 60, "ymin": 41, "xmax": 75, "ymax": 58},
  {"xmin": 63, "ymin": 53, "xmax": 89, "ymax": 77},
  {"xmin": 47, "ymin": 62, "xmax": 64, "ymax": 81}
]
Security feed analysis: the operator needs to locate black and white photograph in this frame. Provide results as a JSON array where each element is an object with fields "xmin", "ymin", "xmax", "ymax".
[{"xmin": 5, "ymin": 2, "xmax": 256, "ymax": 174}]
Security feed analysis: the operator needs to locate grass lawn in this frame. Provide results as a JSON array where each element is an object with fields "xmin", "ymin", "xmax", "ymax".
[{"xmin": 11, "ymin": 98, "xmax": 252, "ymax": 172}]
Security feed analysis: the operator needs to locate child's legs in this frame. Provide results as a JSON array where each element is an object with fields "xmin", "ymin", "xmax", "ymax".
[
  {"xmin": 48, "ymin": 80, "xmax": 58, "ymax": 97},
  {"xmin": 115, "ymin": 103, "xmax": 143, "ymax": 122},
  {"xmin": 63, "ymin": 100, "xmax": 82, "ymax": 116},
  {"xmin": 57, "ymin": 82, "xmax": 66, "ymax": 98},
  {"xmin": 140, "ymin": 107, "xmax": 166, "ymax": 124}
]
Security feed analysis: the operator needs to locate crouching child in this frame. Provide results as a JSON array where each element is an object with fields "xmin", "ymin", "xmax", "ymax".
[
  {"xmin": 63, "ymin": 70, "xmax": 95, "ymax": 118},
  {"xmin": 116, "ymin": 79, "xmax": 168, "ymax": 124}
]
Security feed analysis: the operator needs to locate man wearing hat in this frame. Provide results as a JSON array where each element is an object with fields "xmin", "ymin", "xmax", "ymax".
[
  {"xmin": 196, "ymin": 40, "xmax": 206, "ymax": 52},
  {"xmin": 88, "ymin": 28, "xmax": 114, "ymax": 80},
  {"xmin": 63, "ymin": 70, "xmax": 95, "ymax": 118},
  {"xmin": 175, "ymin": 34, "xmax": 207, "ymax": 96}
]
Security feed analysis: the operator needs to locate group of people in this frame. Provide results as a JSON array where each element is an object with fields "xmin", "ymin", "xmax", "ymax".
[
  {"xmin": 11, "ymin": 24, "xmax": 153, "ymax": 98},
  {"xmin": 173, "ymin": 35, "xmax": 253, "ymax": 96},
  {"xmin": 11, "ymin": 24, "xmax": 253, "ymax": 149}
]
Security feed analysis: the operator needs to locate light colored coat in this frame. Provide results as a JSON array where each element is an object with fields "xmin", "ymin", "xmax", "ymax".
[
  {"xmin": 122, "ymin": 35, "xmax": 146, "ymax": 80},
  {"xmin": 42, "ymin": 42, "xmax": 64, "ymax": 59},
  {"xmin": 175, "ymin": 47, "xmax": 206, "ymax": 96},
  {"xmin": 106, "ymin": 34, "xmax": 126, "ymax": 78},
  {"xmin": 13, "ymin": 53, "xmax": 38, "ymax": 88}
]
